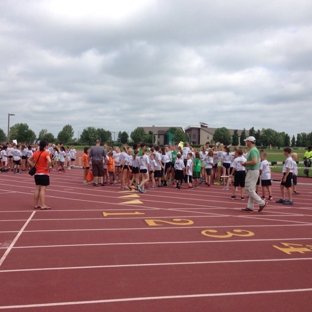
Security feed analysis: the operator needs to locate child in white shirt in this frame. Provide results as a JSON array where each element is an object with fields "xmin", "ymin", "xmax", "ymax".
[
  {"xmin": 291, "ymin": 153, "xmax": 299, "ymax": 195},
  {"xmin": 260, "ymin": 153, "xmax": 273, "ymax": 200},
  {"xmin": 185, "ymin": 152, "xmax": 193, "ymax": 189}
]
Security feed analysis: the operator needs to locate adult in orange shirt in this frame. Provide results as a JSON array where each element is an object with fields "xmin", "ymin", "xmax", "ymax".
[{"xmin": 28, "ymin": 139, "xmax": 52, "ymax": 210}]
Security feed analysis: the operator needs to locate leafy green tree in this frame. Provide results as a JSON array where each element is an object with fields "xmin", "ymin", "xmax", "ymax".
[
  {"xmin": 80, "ymin": 127, "xmax": 98, "ymax": 145},
  {"xmin": 172, "ymin": 128, "xmax": 189, "ymax": 143},
  {"xmin": 144, "ymin": 131, "xmax": 154, "ymax": 144},
  {"xmin": 97, "ymin": 128, "xmax": 111, "ymax": 143},
  {"xmin": 301, "ymin": 133, "xmax": 308, "ymax": 147},
  {"xmin": 291, "ymin": 135, "xmax": 296, "ymax": 147},
  {"xmin": 38, "ymin": 129, "xmax": 55, "ymax": 143},
  {"xmin": 168, "ymin": 127, "xmax": 177, "ymax": 134},
  {"xmin": 131, "ymin": 127, "xmax": 146, "ymax": 144},
  {"xmin": 8, "ymin": 124, "xmax": 19, "ymax": 141},
  {"xmin": 61, "ymin": 124, "xmax": 74, "ymax": 141},
  {"xmin": 0, "ymin": 128, "xmax": 6, "ymax": 142},
  {"xmin": 10, "ymin": 123, "xmax": 36, "ymax": 143},
  {"xmin": 213, "ymin": 127, "xmax": 231, "ymax": 145},
  {"xmin": 239, "ymin": 129, "xmax": 246, "ymax": 145},
  {"xmin": 119, "ymin": 131, "xmax": 129, "ymax": 144},
  {"xmin": 255, "ymin": 130, "xmax": 261, "ymax": 146},
  {"xmin": 307, "ymin": 132, "xmax": 312, "ymax": 146},
  {"xmin": 284, "ymin": 133, "xmax": 290, "ymax": 146},
  {"xmin": 296, "ymin": 133, "xmax": 302, "ymax": 147},
  {"xmin": 38, "ymin": 129, "xmax": 48, "ymax": 139},
  {"xmin": 57, "ymin": 130, "xmax": 70, "ymax": 144},
  {"xmin": 232, "ymin": 130, "xmax": 239, "ymax": 146},
  {"xmin": 249, "ymin": 127, "xmax": 256, "ymax": 137},
  {"xmin": 261, "ymin": 129, "xmax": 283, "ymax": 147}
]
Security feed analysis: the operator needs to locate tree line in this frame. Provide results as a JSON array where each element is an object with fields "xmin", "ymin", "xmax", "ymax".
[
  {"xmin": 213, "ymin": 127, "xmax": 312, "ymax": 147},
  {"xmin": 0, "ymin": 123, "xmax": 311, "ymax": 147}
]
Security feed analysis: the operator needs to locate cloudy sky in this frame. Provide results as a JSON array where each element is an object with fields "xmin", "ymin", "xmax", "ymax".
[{"xmin": 1, "ymin": 0, "xmax": 311, "ymax": 139}]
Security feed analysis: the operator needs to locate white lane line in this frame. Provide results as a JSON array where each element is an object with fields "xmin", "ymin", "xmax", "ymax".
[
  {"xmin": 10, "ymin": 236, "xmax": 312, "ymax": 249},
  {"xmin": 0, "ymin": 212, "xmax": 35, "ymax": 267},
  {"xmin": 1, "ymin": 257, "xmax": 312, "ymax": 273},
  {"xmin": 0, "ymin": 222, "xmax": 309, "ymax": 235},
  {"xmin": 0, "ymin": 288, "xmax": 312, "ymax": 309}
]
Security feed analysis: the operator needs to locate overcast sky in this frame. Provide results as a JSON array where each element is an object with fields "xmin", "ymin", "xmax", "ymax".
[{"xmin": 1, "ymin": 0, "xmax": 311, "ymax": 139}]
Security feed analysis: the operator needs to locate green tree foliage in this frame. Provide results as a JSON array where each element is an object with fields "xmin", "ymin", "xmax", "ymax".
[
  {"xmin": 80, "ymin": 127, "xmax": 98, "ymax": 145},
  {"xmin": 284, "ymin": 133, "xmax": 290, "ymax": 146},
  {"xmin": 119, "ymin": 131, "xmax": 129, "ymax": 144},
  {"xmin": 0, "ymin": 128, "xmax": 6, "ymax": 142},
  {"xmin": 296, "ymin": 133, "xmax": 302, "ymax": 147},
  {"xmin": 145, "ymin": 131, "xmax": 154, "ymax": 144},
  {"xmin": 261, "ymin": 129, "xmax": 283, "ymax": 147},
  {"xmin": 291, "ymin": 135, "xmax": 296, "ymax": 147},
  {"xmin": 61, "ymin": 124, "xmax": 74, "ymax": 141},
  {"xmin": 255, "ymin": 129, "xmax": 261, "ymax": 146},
  {"xmin": 131, "ymin": 127, "xmax": 146, "ymax": 144},
  {"xmin": 38, "ymin": 129, "xmax": 55, "ymax": 143},
  {"xmin": 97, "ymin": 128, "xmax": 111, "ymax": 143},
  {"xmin": 57, "ymin": 130, "xmax": 70, "ymax": 144},
  {"xmin": 301, "ymin": 133, "xmax": 307, "ymax": 147},
  {"xmin": 172, "ymin": 128, "xmax": 189, "ymax": 143},
  {"xmin": 167, "ymin": 127, "xmax": 177, "ymax": 134},
  {"xmin": 213, "ymin": 127, "xmax": 231, "ymax": 145},
  {"xmin": 239, "ymin": 129, "xmax": 246, "ymax": 145},
  {"xmin": 307, "ymin": 132, "xmax": 312, "ymax": 146},
  {"xmin": 9, "ymin": 123, "xmax": 36, "ymax": 143},
  {"xmin": 249, "ymin": 127, "xmax": 256, "ymax": 137},
  {"xmin": 232, "ymin": 130, "xmax": 239, "ymax": 146},
  {"xmin": 38, "ymin": 129, "xmax": 48, "ymax": 139}
]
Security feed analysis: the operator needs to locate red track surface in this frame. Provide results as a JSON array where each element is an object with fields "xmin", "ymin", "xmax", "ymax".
[{"xmin": 0, "ymin": 168, "xmax": 312, "ymax": 311}]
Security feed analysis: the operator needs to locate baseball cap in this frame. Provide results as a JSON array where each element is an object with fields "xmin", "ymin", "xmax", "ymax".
[{"xmin": 244, "ymin": 136, "xmax": 256, "ymax": 143}]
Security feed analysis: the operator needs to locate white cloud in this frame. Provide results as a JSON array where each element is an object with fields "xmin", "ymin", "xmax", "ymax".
[{"xmin": 0, "ymin": 0, "xmax": 312, "ymax": 139}]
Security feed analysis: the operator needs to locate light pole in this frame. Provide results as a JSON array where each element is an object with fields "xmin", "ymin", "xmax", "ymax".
[{"xmin": 7, "ymin": 113, "xmax": 15, "ymax": 142}]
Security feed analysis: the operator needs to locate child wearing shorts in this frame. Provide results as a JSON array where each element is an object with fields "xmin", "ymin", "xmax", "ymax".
[
  {"xmin": 276, "ymin": 147, "xmax": 294, "ymax": 205},
  {"xmin": 230, "ymin": 149, "xmax": 246, "ymax": 200},
  {"xmin": 291, "ymin": 153, "xmax": 299, "ymax": 195},
  {"xmin": 193, "ymin": 152, "xmax": 201, "ymax": 187},
  {"xmin": 260, "ymin": 153, "xmax": 273, "ymax": 201}
]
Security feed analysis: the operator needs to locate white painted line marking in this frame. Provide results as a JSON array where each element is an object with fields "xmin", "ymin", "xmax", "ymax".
[
  {"xmin": 1, "ymin": 257, "xmax": 312, "ymax": 273},
  {"xmin": 11, "ymin": 236, "xmax": 312, "ymax": 249},
  {"xmin": 0, "ymin": 288, "xmax": 312, "ymax": 309},
  {"xmin": 0, "ymin": 212, "xmax": 35, "ymax": 267}
]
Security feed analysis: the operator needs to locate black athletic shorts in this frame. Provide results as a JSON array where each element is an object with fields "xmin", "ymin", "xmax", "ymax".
[{"xmin": 34, "ymin": 175, "xmax": 50, "ymax": 186}]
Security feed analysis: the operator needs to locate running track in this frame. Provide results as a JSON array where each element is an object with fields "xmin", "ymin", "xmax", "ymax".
[{"xmin": 0, "ymin": 169, "xmax": 312, "ymax": 311}]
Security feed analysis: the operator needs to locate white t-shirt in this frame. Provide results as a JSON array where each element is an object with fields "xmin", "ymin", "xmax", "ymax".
[
  {"xmin": 149, "ymin": 159, "xmax": 157, "ymax": 171},
  {"xmin": 7, "ymin": 147, "xmax": 14, "ymax": 156},
  {"xmin": 113, "ymin": 152, "xmax": 121, "ymax": 166},
  {"xmin": 292, "ymin": 160, "xmax": 298, "ymax": 176},
  {"xmin": 232, "ymin": 156, "xmax": 246, "ymax": 172},
  {"xmin": 0, "ymin": 150, "xmax": 7, "ymax": 162},
  {"xmin": 12, "ymin": 149, "xmax": 22, "ymax": 161},
  {"xmin": 283, "ymin": 156, "xmax": 294, "ymax": 173},
  {"xmin": 154, "ymin": 151, "xmax": 162, "ymax": 170},
  {"xmin": 69, "ymin": 149, "xmax": 76, "ymax": 159},
  {"xmin": 139, "ymin": 154, "xmax": 150, "ymax": 170},
  {"xmin": 174, "ymin": 158, "xmax": 185, "ymax": 171},
  {"xmin": 204, "ymin": 156, "xmax": 213, "ymax": 169},
  {"xmin": 186, "ymin": 158, "xmax": 193, "ymax": 176},
  {"xmin": 222, "ymin": 152, "xmax": 231, "ymax": 163},
  {"xmin": 182, "ymin": 147, "xmax": 190, "ymax": 161},
  {"xmin": 259, "ymin": 159, "xmax": 271, "ymax": 180},
  {"xmin": 59, "ymin": 151, "xmax": 66, "ymax": 162}
]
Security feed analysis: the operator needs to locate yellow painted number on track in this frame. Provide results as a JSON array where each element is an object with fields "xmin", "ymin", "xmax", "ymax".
[
  {"xmin": 201, "ymin": 229, "xmax": 255, "ymax": 239},
  {"xmin": 145, "ymin": 219, "xmax": 194, "ymax": 227},
  {"xmin": 273, "ymin": 243, "xmax": 312, "ymax": 255}
]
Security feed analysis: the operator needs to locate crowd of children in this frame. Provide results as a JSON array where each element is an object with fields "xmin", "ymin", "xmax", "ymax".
[
  {"xmin": 0, "ymin": 141, "xmax": 300, "ymax": 205},
  {"xmin": 0, "ymin": 142, "xmax": 76, "ymax": 174}
]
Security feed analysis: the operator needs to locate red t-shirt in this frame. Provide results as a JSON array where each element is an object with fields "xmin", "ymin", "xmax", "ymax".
[{"xmin": 33, "ymin": 150, "xmax": 50, "ymax": 175}]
